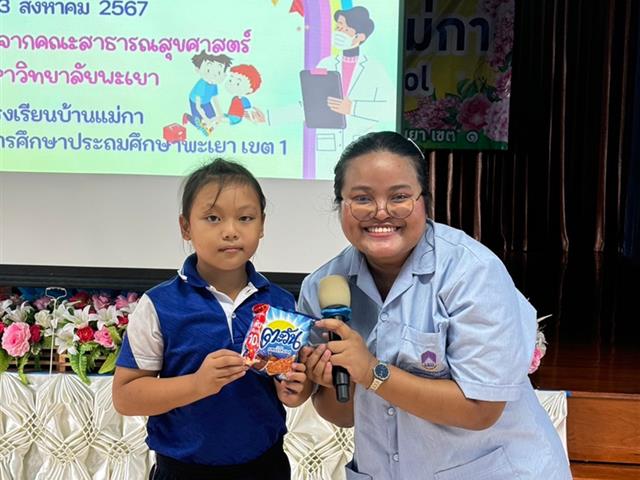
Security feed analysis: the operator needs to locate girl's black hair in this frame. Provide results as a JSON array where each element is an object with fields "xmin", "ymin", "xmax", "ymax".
[
  {"xmin": 333, "ymin": 131, "xmax": 430, "ymax": 210},
  {"xmin": 180, "ymin": 158, "xmax": 266, "ymax": 220}
]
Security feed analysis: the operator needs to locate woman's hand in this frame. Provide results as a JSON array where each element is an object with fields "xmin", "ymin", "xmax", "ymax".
[
  {"xmin": 275, "ymin": 362, "xmax": 312, "ymax": 407},
  {"xmin": 314, "ymin": 319, "xmax": 377, "ymax": 387},
  {"xmin": 300, "ymin": 343, "xmax": 334, "ymax": 389}
]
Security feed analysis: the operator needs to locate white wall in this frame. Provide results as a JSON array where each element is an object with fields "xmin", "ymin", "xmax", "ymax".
[{"xmin": 0, "ymin": 172, "xmax": 348, "ymax": 274}]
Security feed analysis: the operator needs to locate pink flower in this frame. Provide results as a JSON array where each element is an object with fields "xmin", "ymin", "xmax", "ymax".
[
  {"xmin": 29, "ymin": 325, "xmax": 42, "ymax": 343},
  {"xmin": 457, "ymin": 94, "xmax": 491, "ymax": 131},
  {"xmin": 1, "ymin": 322, "xmax": 31, "ymax": 357},
  {"xmin": 92, "ymin": 293, "xmax": 111, "ymax": 311},
  {"xmin": 33, "ymin": 296, "xmax": 52, "ymax": 311},
  {"xmin": 483, "ymin": 99, "xmax": 510, "ymax": 142},
  {"xmin": 115, "ymin": 292, "xmax": 138, "ymax": 310},
  {"xmin": 529, "ymin": 346, "xmax": 545, "ymax": 374},
  {"xmin": 0, "ymin": 323, "xmax": 5, "ymax": 336},
  {"xmin": 76, "ymin": 326, "xmax": 95, "ymax": 343},
  {"xmin": 94, "ymin": 327, "xmax": 115, "ymax": 349}
]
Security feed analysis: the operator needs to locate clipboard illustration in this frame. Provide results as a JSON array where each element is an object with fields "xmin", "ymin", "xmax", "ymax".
[{"xmin": 300, "ymin": 69, "xmax": 347, "ymax": 129}]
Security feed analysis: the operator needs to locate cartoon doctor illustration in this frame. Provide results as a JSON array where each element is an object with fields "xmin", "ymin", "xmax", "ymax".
[
  {"xmin": 254, "ymin": 5, "xmax": 394, "ymax": 178},
  {"xmin": 312, "ymin": 6, "xmax": 394, "ymax": 175}
]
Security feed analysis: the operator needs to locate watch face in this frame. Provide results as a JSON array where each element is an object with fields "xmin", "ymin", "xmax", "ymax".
[{"xmin": 374, "ymin": 363, "xmax": 389, "ymax": 380}]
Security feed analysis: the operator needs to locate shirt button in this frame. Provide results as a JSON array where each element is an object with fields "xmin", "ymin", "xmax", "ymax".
[
  {"xmin": 380, "ymin": 312, "xmax": 388, "ymax": 321},
  {"xmin": 392, "ymin": 453, "xmax": 399, "ymax": 462},
  {"xmin": 387, "ymin": 407, "xmax": 396, "ymax": 416},
  {"xmin": 231, "ymin": 313, "xmax": 236, "ymax": 319}
]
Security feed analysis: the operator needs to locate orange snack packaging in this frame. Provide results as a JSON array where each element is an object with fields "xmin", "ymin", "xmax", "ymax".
[{"xmin": 241, "ymin": 303, "xmax": 314, "ymax": 376}]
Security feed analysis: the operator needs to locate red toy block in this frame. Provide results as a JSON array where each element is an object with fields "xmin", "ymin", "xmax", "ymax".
[{"xmin": 163, "ymin": 123, "xmax": 186, "ymax": 143}]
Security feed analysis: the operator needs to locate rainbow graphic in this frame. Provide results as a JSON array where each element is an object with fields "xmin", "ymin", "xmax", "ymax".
[{"xmin": 300, "ymin": 0, "xmax": 354, "ymax": 178}]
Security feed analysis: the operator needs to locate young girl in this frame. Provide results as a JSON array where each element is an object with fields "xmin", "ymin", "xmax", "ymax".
[
  {"xmin": 113, "ymin": 158, "xmax": 312, "ymax": 480},
  {"xmin": 299, "ymin": 132, "xmax": 571, "ymax": 479}
]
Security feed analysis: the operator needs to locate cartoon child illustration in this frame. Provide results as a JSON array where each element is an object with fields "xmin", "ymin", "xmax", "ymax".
[
  {"xmin": 218, "ymin": 64, "xmax": 262, "ymax": 125},
  {"xmin": 182, "ymin": 50, "xmax": 232, "ymax": 135}
]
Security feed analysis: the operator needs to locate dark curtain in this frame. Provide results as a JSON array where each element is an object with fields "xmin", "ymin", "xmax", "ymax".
[
  {"xmin": 425, "ymin": 0, "xmax": 639, "ymax": 255},
  {"xmin": 623, "ymin": 0, "xmax": 640, "ymax": 261}
]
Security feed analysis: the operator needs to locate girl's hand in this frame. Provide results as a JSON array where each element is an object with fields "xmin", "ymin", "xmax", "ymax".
[
  {"xmin": 315, "ymin": 319, "xmax": 377, "ymax": 387},
  {"xmin": 275, "ymin": 362, "xmax": 312, "ymax": 407},
  {"xmin": 300, "ymin": 344, "xmax": 334, "ymax": 389},
  {"xmin": 193, "ymin": 349, "xmax": 248, "ymax": 397}
]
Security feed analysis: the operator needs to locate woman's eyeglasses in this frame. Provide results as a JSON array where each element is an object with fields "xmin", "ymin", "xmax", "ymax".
[{"xmin": 343, "ymin": 193, "xmax": 423, "ymax": 221}]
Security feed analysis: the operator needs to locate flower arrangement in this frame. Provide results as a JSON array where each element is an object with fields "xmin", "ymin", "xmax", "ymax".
[
  {"xmin": 529, "ymin": 315, "xmax": 549, "ymax": 374},
  {"xmin": 0, "ymin": 289, "xmax": 139, "ymax": 385}
]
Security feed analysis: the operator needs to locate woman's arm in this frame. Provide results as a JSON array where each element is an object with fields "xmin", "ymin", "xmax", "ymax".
[
  {"xmin": 319, "ymin": 319, "xmax": 506, "ymax": 430},
  {"xmin": 112, "ymin": 349, "xmax": 248, "ymax": 416},
  {"xmin": 312, "ymin": 383, "xmax": 355, "ymax": 427},
  {"xmin": 371, "ymin": 365, "xmax": 505, "ymax": 430}
]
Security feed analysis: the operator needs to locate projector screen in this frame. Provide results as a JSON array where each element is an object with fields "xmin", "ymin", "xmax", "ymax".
[{"xmin": 0, "ymin": 0, "xmax": 403, "ymax": 273}]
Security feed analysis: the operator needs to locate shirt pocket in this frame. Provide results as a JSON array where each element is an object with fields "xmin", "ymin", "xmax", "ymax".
[
  {"xmin": 345, "ymin": 460, "xmax": 373, "ymax": 479},
  {"xmin": 396, "ymin": 324, "xmax": 450, "ymax": 379},
  {"xmin": 434, "ymin": 447, "xmax": 519, "ymax": 480}
]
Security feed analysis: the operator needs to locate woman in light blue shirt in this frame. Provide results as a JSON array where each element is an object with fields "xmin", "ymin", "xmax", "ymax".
[{"xmin": 298, "ymin": 131, "xmax": 571, "ymax": 479}]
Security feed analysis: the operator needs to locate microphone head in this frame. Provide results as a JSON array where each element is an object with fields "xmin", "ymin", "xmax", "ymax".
[{"xmin": 318, "ymin": 275, "xmax": 351, "ymax": 309}]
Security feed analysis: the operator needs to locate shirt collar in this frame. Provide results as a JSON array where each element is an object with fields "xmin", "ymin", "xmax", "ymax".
[
  {"xmin": 177, "ymin": 254, "xmax": 270, "ymax": 290},
  {"xmin": 345, "ymin": 220, "xmax": 436, "ymax": 279}
]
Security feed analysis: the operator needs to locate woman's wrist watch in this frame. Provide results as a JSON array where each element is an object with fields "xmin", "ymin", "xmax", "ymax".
[{"xmin": 367, "ymin": 361, "xmax": 390, "ymax": 391}]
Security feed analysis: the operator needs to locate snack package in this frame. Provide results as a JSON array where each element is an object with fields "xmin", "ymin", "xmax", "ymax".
[{"xmin": 241, "ymin": 304, "xmax": 314, "ymax": 376}]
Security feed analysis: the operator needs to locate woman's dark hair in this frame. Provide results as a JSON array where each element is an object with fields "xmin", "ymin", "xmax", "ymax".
[
  {"xmin": 180, "ymin": 158, "xmax": 266, "ymax": 220},
  {"xmin": 333, "ymin": 131, "xmax": 430, "ymax": 210}
]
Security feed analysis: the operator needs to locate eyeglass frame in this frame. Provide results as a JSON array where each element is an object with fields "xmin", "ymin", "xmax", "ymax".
[{"xmin": 342, "ymin": 192, "xmax": 424, "ymax": 221}]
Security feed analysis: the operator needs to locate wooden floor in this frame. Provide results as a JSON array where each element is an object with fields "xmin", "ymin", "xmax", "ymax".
[
  {"xmin": 504, "ymin": 252, "xmax": 640, "ymax": 395},
  {"xmin": 504, "ymin": 253, "xmax": 640, "ymax": 478}
]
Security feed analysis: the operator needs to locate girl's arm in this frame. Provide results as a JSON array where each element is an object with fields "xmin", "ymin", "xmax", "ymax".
[
  {"xmin": 274, "ymin": 361, "xmax": 314, "ymax": 408},
  {"xmin": 318, "ymin": 319, "xmax": 505, "ymax": 430},
  {"xmin": 112, "ymin": 349, "xmax": 248, "ymax": 416}
]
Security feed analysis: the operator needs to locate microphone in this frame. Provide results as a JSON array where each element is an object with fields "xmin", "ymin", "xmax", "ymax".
[{"xmin": 318, "ymin": 275, "xmax": 352, "ymax": 403}]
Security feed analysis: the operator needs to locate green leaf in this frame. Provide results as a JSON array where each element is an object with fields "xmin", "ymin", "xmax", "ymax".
[
  {"xmin": 80, "ymin": 343, "xmax": 95, "ymax": 354},
  {"xmin": 98, "ymin": 351, "xmax": 119, "ymax": 374},
  {"xmin": 69, "ymin": 353, "xmax": 91, "ymax": 385},
  {"xmin": 42, "ymin": 336, "xmax": 53, "ymax": 349},
  {"xmin": 0, "ymin": 349, "xmax": 10, "ymax": 373},
  {"xmin": 107, "ymin": 326, "xmax": 122, "ymax": 344},
  {"xmin": 17, "ymin": 354, "xmax": 30, "ymax": 385},
  {"xmin": 456, "ymin": 79, "xmax": 471, "ymax": 95},
  {"xmin": 461, "ymin": 81, "xmax": 478, "ymax": 99}
]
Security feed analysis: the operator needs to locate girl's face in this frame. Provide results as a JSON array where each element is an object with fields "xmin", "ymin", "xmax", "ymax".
[
  {"xmin": 340, "ymin": 151, "xmax": 427, "ymax": 273},
  {"xmin": 180, "ymin": 181, "xmax": 264, "ymax": 284}
]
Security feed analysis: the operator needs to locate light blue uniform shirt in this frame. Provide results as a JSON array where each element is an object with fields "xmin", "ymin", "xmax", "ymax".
[{"xmin": 299, "ymin": 221, "xmax": 571, "ymax": 479}]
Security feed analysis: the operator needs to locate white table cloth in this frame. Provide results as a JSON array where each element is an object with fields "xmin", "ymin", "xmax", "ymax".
[{"xmin": 0, "ymin": 373, "xmax": 566, "ymax": 479}]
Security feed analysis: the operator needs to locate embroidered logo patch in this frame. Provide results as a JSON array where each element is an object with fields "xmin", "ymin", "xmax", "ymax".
[{"xmin": 421, "ymin": 350, "xmax": 438, "ymax": 370}]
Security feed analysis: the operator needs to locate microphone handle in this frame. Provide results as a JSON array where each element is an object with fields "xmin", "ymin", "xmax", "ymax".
[{"xmin": 329, "ymin": 314, "xmax": 350, "ymax": 403}]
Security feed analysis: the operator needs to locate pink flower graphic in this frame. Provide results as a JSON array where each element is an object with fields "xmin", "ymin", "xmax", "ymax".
[
  {"xmin": 483, "ymin": 99, "xmax": 510, "ymax": 142},
  {"xmin": 1, "ymin": 322, "xmax": 31, "ymax": 357},
  {"xmin": 457, "ymin": 94, "xmax": 491, "ymax": 131}
]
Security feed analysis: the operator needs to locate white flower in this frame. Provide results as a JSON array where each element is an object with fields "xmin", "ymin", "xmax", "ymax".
[
  {"xmin": 96, "ymin": 306, "xmax": 117, "ymax": 330},
  {"xmin": 6, "ymin": 302, "xmax": 33, "ymax": 322},
  {"xmin": 35, "ymin": 310, "xmax": 58, "ymax": 336},
  {"xmin": 69, "ymin": 305, "xmax": 97, "ymax": 329},
  {"xmin": 55, "ymin": 323, "xmax": 77, "ymax": 355}
]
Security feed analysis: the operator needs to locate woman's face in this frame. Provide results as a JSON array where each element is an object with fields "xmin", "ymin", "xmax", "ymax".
[{"xmin": 339, "ymin": 150, "xmax": 427, "ymax": 272}]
